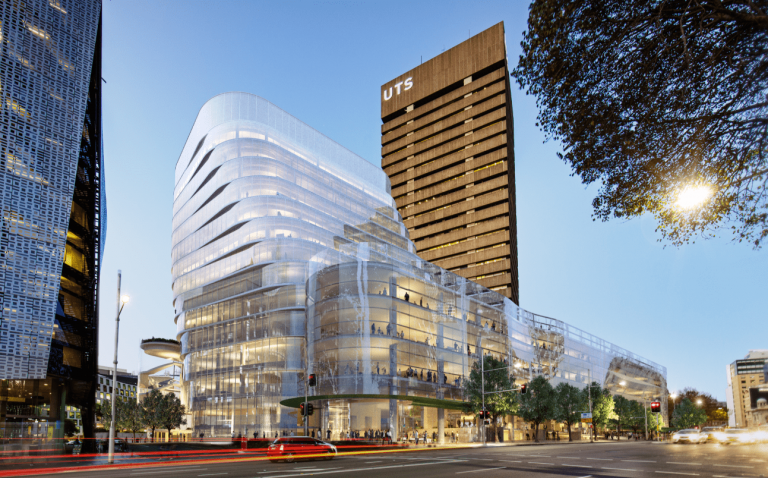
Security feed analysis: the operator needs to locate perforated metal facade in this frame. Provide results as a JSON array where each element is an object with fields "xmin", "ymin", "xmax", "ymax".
[{"xmin": 0, "ymin": 0, "xmax": 102, "ymax": 381}]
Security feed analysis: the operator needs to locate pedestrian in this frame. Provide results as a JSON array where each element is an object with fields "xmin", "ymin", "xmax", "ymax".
[
  {"xmin": 327, "ymin": 429, "xmax": 331, "ymax": 440},
  {"xmin": 405, "ymin": 292, "xmax": 410, "ymax": 302}
]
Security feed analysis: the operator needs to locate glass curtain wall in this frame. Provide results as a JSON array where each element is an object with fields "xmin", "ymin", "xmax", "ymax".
[{"xmin": 174, "ymin": 93, "xmax": 667, "ymax": 439}]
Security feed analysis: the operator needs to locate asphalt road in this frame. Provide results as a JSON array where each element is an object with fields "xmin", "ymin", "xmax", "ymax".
[{"xmin": 28, "ymin": 441, "xmax": 768, "ymax": 478}]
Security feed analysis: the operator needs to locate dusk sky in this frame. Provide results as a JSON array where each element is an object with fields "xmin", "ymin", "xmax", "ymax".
[{"xmin": 99, "ymin": 0, "xmax": 765, "ymax": 401}]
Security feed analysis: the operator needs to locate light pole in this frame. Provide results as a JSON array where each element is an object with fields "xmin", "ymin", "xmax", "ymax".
[
  {"xmin": 670, "ymin": 393, "xmax": 677, "ymax": 427},
  {"xmin": 108, "ymin": 271, "xmax": 129, "ymax": 465}
]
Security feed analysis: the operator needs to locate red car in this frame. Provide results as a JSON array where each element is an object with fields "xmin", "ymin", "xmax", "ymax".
[{"xmin": 267, "ymin": 437, "xmax": 337, "ymax": 462}]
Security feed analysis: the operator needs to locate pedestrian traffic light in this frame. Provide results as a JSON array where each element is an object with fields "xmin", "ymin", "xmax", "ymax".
[
  {"xmin": 308, "ymin": 374, "xmax": 317, "ymax": 387},
  {"xmin": 300, "ymin": 402, "xmax": 306, "ymax": 416},
  {"xmin": 521, "ymin": 384, "xmax": 527, "ymax": 394},
  {"xmin": 307, "ymin": 403, "xmax": 314, "ymax": 416},
  {"xmin": 651, "ymin": 401, "xmax": 661, "ymax": 413}
]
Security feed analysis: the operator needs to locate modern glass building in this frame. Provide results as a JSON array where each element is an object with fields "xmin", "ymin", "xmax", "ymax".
[
  {"xmin": 174, "ymin": 92, "xmax": 666, "ymax": 440},
  {"xmin": 0, "ymin": 0, "xmax": 104, "ymax": 443}
]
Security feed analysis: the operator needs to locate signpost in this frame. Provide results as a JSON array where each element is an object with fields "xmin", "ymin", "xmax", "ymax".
[{"xmin": 580, "ymin": 412, "xmax": 593, "ymax": 423}]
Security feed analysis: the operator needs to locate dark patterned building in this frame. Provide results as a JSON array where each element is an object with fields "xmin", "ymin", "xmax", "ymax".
[
  {"xmin": 380, "ymin": 23, "xmax": 519, "ymax": 304},
  {"xmin": 0, "ymin": 0, "xmax": 104, "ymax": 442}
]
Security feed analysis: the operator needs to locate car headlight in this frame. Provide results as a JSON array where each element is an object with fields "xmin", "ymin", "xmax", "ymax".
[
  {"xmin": 713, "ymin": 432, "xmax": 726, "ymax": 441},
  {"xmin": 672, "ymin": 434, "xmax": 680, "ymax": 439},
  {"xmin": 738, "ymin": 434, "xmax": 751, "ymax": 442}
]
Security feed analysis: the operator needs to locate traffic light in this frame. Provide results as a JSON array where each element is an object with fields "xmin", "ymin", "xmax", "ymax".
[
  {"xmin": 300, "ymin": 402, "xmax": 314, "ymax": 416},
  {"xmin": 307, "ymin": 403, "xmax": 314, "ymax": 416},
  {"xmin": 308, "ymin": 374, "xmax": 317, "ymax": 387},
  {"xmin": 300, "ymin": 402, "xmax": 306, "ymax": 416},
  {"xmin": 650, "ymin": 401, "xmax": 661, "ymax": 413},
  {"xmin": 520, "ymin": 384, "xmax": 527, "ymax": 394}
]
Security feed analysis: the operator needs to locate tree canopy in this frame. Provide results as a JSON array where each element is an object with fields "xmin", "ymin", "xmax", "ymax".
[
  {"xmin": 672, "ymin": 398, "xmax": 708, "ymax": 429},
  {"xmin": 553, "ymin": 382, "xmax": 585, "ymax": 441},
  {"xmin": 464, "ymin": 355, "xmax": 518, "ymax": 442},
  {"xmin": 518, "ymin": 375, "xmax": 556, "ymax": 441},
  {"xmin": 586, "ymin": 382, "xmax": 615, "ymax": 432},
  {"xmin": 513, "ymin": 0, "xmax": 768, "ymax": 248}
]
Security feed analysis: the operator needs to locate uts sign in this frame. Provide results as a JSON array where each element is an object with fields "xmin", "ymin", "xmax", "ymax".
[{"xmin": 383, "ymin": 77, "xmax": 413, "ymax": 100}]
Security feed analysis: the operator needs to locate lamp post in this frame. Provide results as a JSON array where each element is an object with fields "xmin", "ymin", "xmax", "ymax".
[{"xmin": 108, "ymin": 271, "xmax": 129, "ymax": 465}]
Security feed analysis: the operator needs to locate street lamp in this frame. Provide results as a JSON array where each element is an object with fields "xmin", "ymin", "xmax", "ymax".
[
  {"xmin": 108, "ymin": 271, "xmax": 129, "ymax": 465},
  {"xmin": 696, "ymin": 399, "xmax": 702, "ymax": 405}
]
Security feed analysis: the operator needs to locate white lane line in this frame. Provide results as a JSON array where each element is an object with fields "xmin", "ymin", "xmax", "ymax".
[
  {"xmin": 131, "ymin": 471, "xmax": 207, "ymax": 476},
  {"xmin": 578, "ymin": 476, "xmax": 592, "ymax": 478},
  {"xmin": 667, "ymin": 463, "xmax": 701, "ymax": 465},
  {"xmin": 365, "ymin": 461, "xmax": 383, "ymax": 463},
  {"xmin": 564, "ymin": 465, "xmax": 592, "ymax": 468},
  {"xmin": 529, "ymin": 455, "xmax": 552, "ymax": 457},
  {"xmin": 655, "ymin": 472, "xmax": 699, "ymax": 476},
  {"xmin": 456, "ymin": 468, "xmax": 505, "ymax": 474},
  {"xmin": 499, "ymin": 460, "xmax": 522, "ymax": 463},
  {"xmin": 623, "ymin": 460, "xmax": 656, "ymax": 463},
  {"xmin": 602, "ymin": 467, "xmax": 637, "ymax": 472},
  {"xmin": 559, "ymin": 456, "xmax": 580, "ymax": 459},
  {"xmin": 714, "ymin": 465, "xmax": 753, "ymax": 469},
  {"xmin": 587, "ymin": 458, "xmax": 613, "ymax": 461},
  {"xmin": 472, "ymin": 459, "xmax": 496, "ymax": 461},
  {"xmin": 259, "ymin": 460, "xmax": 467, "ymax": 478},
  {"xmin": 198, "ymin": 475, "xmax": 228, "ymax": 477},
  {"xmin": 528, "ymin": 462, "xmax": 555, "ymax": 465}
]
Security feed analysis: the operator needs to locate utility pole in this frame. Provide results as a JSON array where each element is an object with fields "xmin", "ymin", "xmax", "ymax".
[
  {"xmin": 481, "ymin": 349, "xmax": 486, "ymax": 447},
  {"xmin": 108, "ymin": 272, "xmax": 128, "ymax": 464},
  {"xmin": 304, "ymin": 372, "xmax": 309, "ymax": 437},
  {"xmin": 643, "ymin": 395, "xmax": 649, "ymax": 440},
  {"xmin": 588, "ymin": 369, "xmax": 593, "ymax": 443}
]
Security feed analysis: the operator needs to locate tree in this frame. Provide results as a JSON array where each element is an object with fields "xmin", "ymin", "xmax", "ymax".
[
  {"xmin": 513, "ymin": 0, "xmax": 768, "ymax": 248},
  {"xmin": 585, "ymin": 382, "xmax": 615, "ymax": 437},
  {"xmin": 122, "ymin": 400, "xmax": 145, "ymax": 442},
  {"xmin": 671, "ymin": 387, "xmax": 724, "ymax": 423},
  {"xmin": 141, "ymin": 389, "xmax": 165, "ymax": 442},
  {"xmin": 101, "ymin": 399, "xmax": 114, "ymax": 431},
  {"xmin": 553, "ymin": 382, "xmax": 585, "ymax": 441},
  {"xmin": 672, "ymin": 398, "xmax": 708, "ymax": 429},
  {"xmin": 160, "ymin": 393, "xmax": 187, "ymax": 442},
  {"xmin": 627, "ymin": 400, "xmax": 646, "ymax": 436},
  {"xmin": 612, "ymin": 395, "xmax": 637, "ymax": 435},
  {"xmin": 63, "ymin": 419, "xmax": 78, "ymax": 437},
  {"xmin": 646, "ymin": 405, "xmax": 666, "ymax": 438},
  {"xmin": 464, "ymin": 355, "xmax": 518, "ymax": 442},
  {"xmin": 518, "ymin": 375, "xmax": 556, "ymax": 442}
]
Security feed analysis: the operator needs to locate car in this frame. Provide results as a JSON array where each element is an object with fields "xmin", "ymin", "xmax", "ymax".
[
  {"xmin": 267, "ymin": 437, "xmax": 337, "ymax": 462},
  {"xmin": 701, "ymin": 426, "xmax": 726, "ymax": 443},
  {"xmin": 721, "ymin": 428, "xmax": 755, "ymax": 445},
  {"xmin": 671, "ymin": 429, "xmax": 707, "ymax": 444},
  {"xmin": 96, "ymin": 438, "xmax": 129, "ymax": 453}
]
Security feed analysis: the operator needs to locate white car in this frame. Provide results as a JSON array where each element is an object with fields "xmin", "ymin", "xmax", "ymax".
[
  {"xmin": 722, "ymin": 428, "xmax": 755, "ymax": 445},
  {"xmin": 671, "ymin": 429, "xmax": 707, "ymax": 444}
]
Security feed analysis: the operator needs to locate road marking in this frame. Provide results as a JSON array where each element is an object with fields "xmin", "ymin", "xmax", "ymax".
[
  {"xmin": 365, "ymin": 461, "xmax": 382, "ymax": 463},
  {"xmin": 578, "ymin": 476, "xmax": 592, "ymax": 478},
  {"xmin": 564, "ymin": 465, "xmax": 592, "ymax": 468},
  {"xmin": 667, "ymin": 463, "xmax": 701, "ymax": 465},
  {"xmin": 471, "ymin": 459, "xmax": 495, "ymax": 461},
  {"xmin": 131, "ymin": 470, "xmax": 207, "ymax": 476},
  {"xmin": 529, "ymin": 455, "xmax": 551, "ymax": 457},
  {"xmin": 528, "ymin": 462, "xmax": 555, "ymax": 465},
  {"xmin": 259, "ymin": 460, "xmax": 467, "ymax": 478},
  {"xmin": 559, "ymin": 456, "xmax": 580, "ymax": 459},
  {"xmin": 198, "ymin": 475, "xmax": 228, "ymax": 477},
  {"xmin": 602, "ymin": 467, "xmax": 637, "ymax": 472},
  {"xmin": 587, "ymin": 458, "xmax": 613, "ymax": 461},
  {"xmin": 655, "ymin": 472, "xmax": 699, "ymax": 476},
  {"xmin": 623, "ymin": 460, "xmax": 656, "ymax": 463},
  {"xmin": 499, "ymin": 460, "xmax": 522, "ymax": 463},
  {"xmin": 713, "ymin": 465, "xmax": 753, "ymax": 469},
  {"xmin": 456, "ymin": 468, "xmax": 505, "ymax": 474}
]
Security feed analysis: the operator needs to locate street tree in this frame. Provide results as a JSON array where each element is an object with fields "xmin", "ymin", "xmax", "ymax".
[
  {"xmin": 672, "ymin": 398, "xmax": 708, "ymax": 429},
  {"xmin": 612, "ymin": 395, "xmax": 636, "ymax": 435},
  {"xmin": 553, "ymin": 382, "xmax": 584, "ymax": 441},
  {"xmin": 122, "ymin": 400, "xmax": 145, "ymax": 442},
  {"xmin": 141, "ymin": 389, "xmax": 165, "ymax": 442},
  {"xmin": 464, "ymin": 355, "xmax": 518, "ymax": 442},
  {"xmin": 513, "ymin": 0, "xmax": 768, "ymax": 248},
  {"xmin": 671, "ymin": 387, "xmax": 724, "ymax": 423},
  {"xmin": 627, "ymin": 400, "xmax": 646, "ymax": 436},
  {"xmin": 585, "ymin": 382, "xmax": 615, "ymax": 437},
  {"xmin": 646, "ymin": 405, "xmax": 666, "ymax": 438},
  {"xmin": 160, "ymin": 393, "xmax": 187, "ymax": 442},
  {"xmin": 518, "ymin": 375, "xmax": 556, "ymax": 442}
]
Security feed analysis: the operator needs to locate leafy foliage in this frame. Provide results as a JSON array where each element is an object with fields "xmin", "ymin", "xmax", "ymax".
[
  {"xmin": 122, "ymin": 400, "xmax": 145, "ymax": 440},
  {"xmin": 160, "ymin": 393, "xmax": 188, "ymax": 438},
  {"xmin": 518, "ymin": 375, "xmax": 556, "ymax": 441},
  {"xmin": 612, "ymin": 395, "xmax": 637, "ymax": 433},
  {"xmin": 513, "ymin": 0, "xmax": 768, "ymax": 248},
  {"xmin": 553, "ymin": 382, "xmax": 585, "ymax": 441},
  {"xmin": 672, "ymin": 398, "xmax": 708, "ymax": 429},
  {"xmin": 141, "ymin": 389, "xmax": 165, "ymax": 441},
  {"xmin": 585, "ymin": 382, "xmax": 615, "ymax": 433},
  {"xmin": 464, "ymin": 355, "xmax": 517, "ymax": 442}
]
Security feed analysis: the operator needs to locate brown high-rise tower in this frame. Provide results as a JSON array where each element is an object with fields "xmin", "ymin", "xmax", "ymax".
[{"xmin": 380, "ymin": 23, "xmax": 519, "ymax": 304}]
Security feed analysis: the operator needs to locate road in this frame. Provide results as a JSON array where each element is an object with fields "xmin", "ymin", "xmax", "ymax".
[{"xmin": 24, "ymin": 441, "xmax": 768, "ymax": 478}]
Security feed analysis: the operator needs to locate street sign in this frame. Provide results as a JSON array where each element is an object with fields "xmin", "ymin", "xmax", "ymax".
[
  {"xmin": 581, "ymin": 418, "xmax": 592, "ymax": 423},
  {"xmin": 581, "ymin": 412, "xmax": 592, "ymax": 423}
]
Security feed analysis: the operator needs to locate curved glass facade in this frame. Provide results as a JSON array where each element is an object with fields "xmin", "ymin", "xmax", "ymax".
[{"xmin": 174, "ymin": 92, "xmax": 666, "ymax": 440}]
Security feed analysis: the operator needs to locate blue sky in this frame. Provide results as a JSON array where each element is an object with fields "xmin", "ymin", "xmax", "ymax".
[{"xmin": 99, "ymin": 0, "xmax": 766, "ymax": 400}]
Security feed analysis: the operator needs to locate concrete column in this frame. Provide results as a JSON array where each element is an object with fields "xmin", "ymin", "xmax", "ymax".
[
  {"xmin": 389, "ymin": 399, "xmax": 398, "ymax": 441},
  {"xmin": 437, "ymin": 408, "xmax": 445, "ymax": 444}
]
